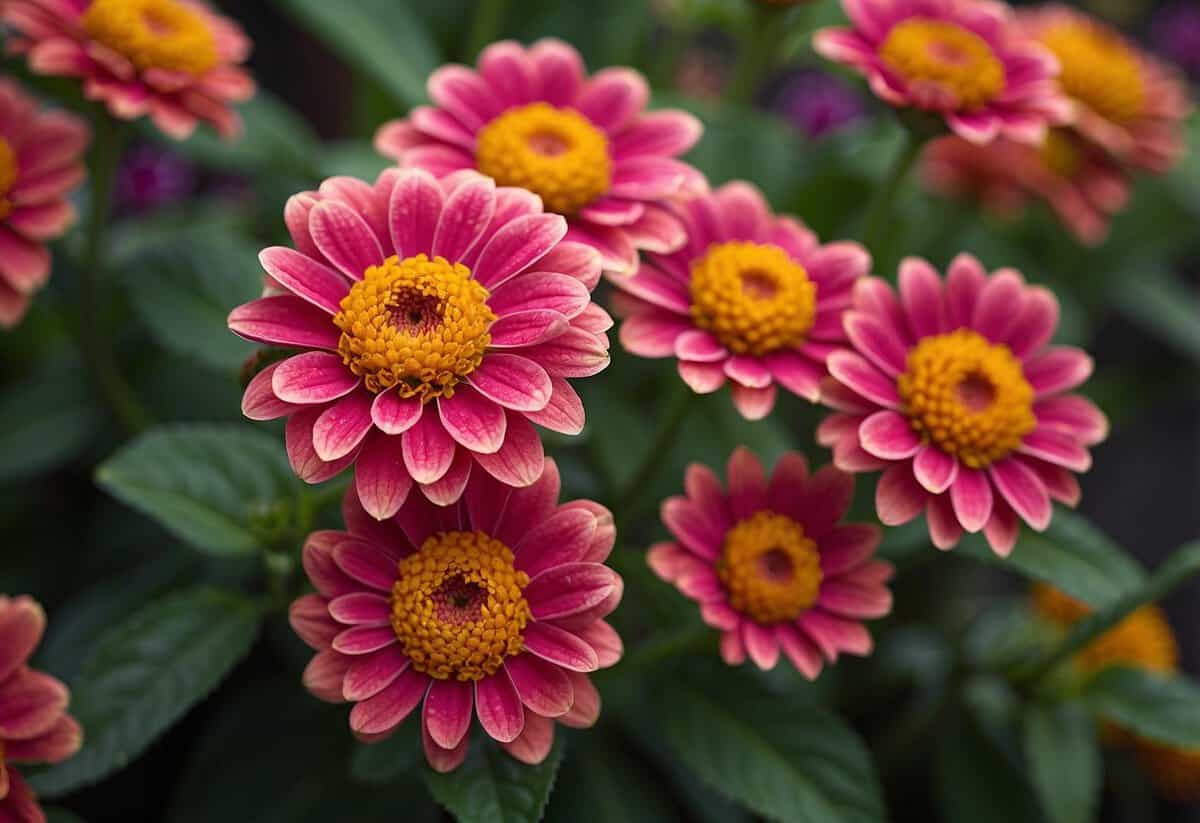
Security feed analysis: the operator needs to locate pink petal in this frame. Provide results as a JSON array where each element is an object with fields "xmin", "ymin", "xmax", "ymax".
[
  {"xmin": 720, "ymin": 629, "xmax": 747, "ymax": 666},
  {"xmin": 474, "ymin": 214, "xmax": 568, "ymax": 289},
  {"xmin": 524, "ymin": 376, "xmax": 585, "ymax": 435},
  {"xmin": 989, "ymin": 458, "xmax": 1052, "ymax": 531},
  {"xmin": 332, "ymin": 625, "xmax": 398, "ymax": 655},
  {"xmin": 328, "ymin": 591, "xmax": 391, "ymax": 626},
  {"xmin": 1005, "ymin": 286, "xmax": 1059, "ymax": 359},
  {"xmin": 312, "ymin": 390, "xmax": 374, "ymax": 461},
  {"xmin": 422, "ymin": 720, "xmax": 470, "ymax": 773},
  {"xmin": 819, "ymin": 525, "xmax": 881, "ymax": 575},
  {"xmin": 576, "ymin": 67, "xmax": 648, "ymax": 132},
  {"xmin": 424, "ymin": 678, "xmax": 474, "ymax": 749},
  {"xmin": 742, "ymin": 622, "xmax": 780, "ymax": 670},
  {"xmin": 419, "ymin": 447, "xmax": 474, "ymax": 505},
  {"xmin": 259, "ymin": 246, "xmax": 347, "ymax": 314},
  {"xmin": 535, "ymin": 239, "xmax": 603, "ymax": 288},
  {"xmin": 875, "ymin": 463, "xmax": 928, "ymax": 526},
  {"xmin": 333, "ymin": 539, "xmax": 398, "ymax": 592},
  {"xmin": 859, "ymin": 410, "xmax": 921, "ymax": 460},
  {"xmin": 473, "ymin": 411, "xmax": 545, "ymax": 487},
  {"xmin": 309, "ymin": 200, "xmax": 384, "ymax": 280},
  {"xmin": 950, "ymin": 467, "xmax": 993, "ymax": 533},
  {"xmin": 724, "ymin": 355, "xmax": 772, "ymax": 389},
  {"xmin": 499, "ymin": 712, "xmax": 555, "ymax": 765},
  {"xmin": 0, "ymin": 669, "xmax": 67, "ymax": 740},
  {"xmin": 438, "ymin": 386, "xmax": 507, "ymax": 454},
  {"xmin": 1035, "ymin": 395, "xmax": 1108, "ymax": 446},
  {"xmin": 529, "ymin": 38, "xmax": 585, "ymax": 106},
  {"xmin": 898, "ymin": 257, "xmax": 946, "ymax": 339},
  {"xmin": 912, "ymin": 444, "xmax": 959, "ymax": 494},
  {"xmin": 5, "ymin": 714, "xmax": 82, "ymax": 764},
  {"xmin": 515, "ymin": 508, "xmax": 598, "ymax": 579},
  {"xmin": 612, "ymin": 110, "xmax": 702, "ymax": 157},
  {"xmin": 389, "ymin": 167, "xmax": 444, "ymax": 258},
  {"xmin": 432, "ymin": 174, "xmax": 496, "ymax": 262},
  {"xmin": 354, "ymin": 432, "xmax": 413, "ymax": 520},
  {"xmin": 777, "ymin": 625, "xmax": 824, "ymax": 680},
  {"xmin": 349, "ymin": 668, "xmax": 429, "ymax": 735},
  {"xmin": 527, "ymin": 563, "xmax": 618, "ymax": 620},
  {"xmin": 817, "ymin": 581, "xmax": 892, "ymax": 619},
  {"xmin": 505, "ymin": 654, "xmax": 573, "ymax": 718},
  {"xmin": 228, "ymin": 295, "xmax": 341, "ymax": 350},
  {"xmin": 522, "ymin": 622, "xmax": 599, "ymax": 672},
  {"xmin": 488, "ymin": 309, "xmax": 570, "ymax": 348},
  {"xmin": 616, "ymin": 266, "xmax": 691, "ymax": 314},
  {"xmin": 289, "ymin": 593, "xmax": 338, "ymax": 650},
  {"xmin": 1025, "ymin": 347, "xmax": 1094, "ymax": 397},
  {"xmin": 402, "ymin": 412, "xmax": 458, "ymax": 484},
  {"xmin": 726, "ymin": 446, "xmax": 768, "ymax": 520},
  {"xmin": 273, "ymin": 352, "xmax": 360, "ymax": 404},
  {"xmin": 944, "ymin": 254, "xmax": 987, "ymax": 328},
  {"xmin": 827, "ymin": 350, "xmax": 901, "ymax": 409},
  {"xmin": 730, "ymin": 383, "xmax": 777, "ymax": 420},
  {"xmin": 475, "ymin": 669, "xmax": 525, "ymax": 743},
  {"xmin": 795, "ymin": 464, "xmax": 855, "ymax": 538},
  {"xmin": 766, "ymin": 451, "xmax": 808, "ymax": 514},
  {"xmin": 983, "ymin": 498, "xmax": 1020, "ymax": 557},
  {"xmin": 844, "ymin": 311, "xmax": 909, "ymax": 377},
  {"xmin": 674, "ymin": 329, "xmax": 726, "ymax": 362},
  {"xmin": 488, "ymin": 272, "xmax": 590, "ymax": 319},
  {"xmin": 763, "ymin": 350, "xmax": 822, "ymax": 402},
  {"xmin": 700, "ymin": 600, "xmax": 740, "ymax": 630},
  {"xmin": 241, "ymin": 362, "xmax": 302, "ymax": 421},
  {"xmin": 677, "ymin": 360, "xmax": 726, "ymax": 393},
  {"xmin": 559, "ymin": 670, "xmax": 600, "ymax": 728},
  {"xmin": 574, "ymin": 620, "xmax": 623, "ymax": 669},
  {"xmin": 972, "ymin": 270, "xmax": 1025, "ymax": 343},
  {"xmin": 371, "ymin": 389, "xmax": 424, "ymax": 435},
  {"xmin": 0, "ymin": 598, "xmax": 44, "ymax": 683},
  {"xmin": 661, "ymin": 496, "xmax": 723, "ymax": 560},
  {"xmin": 518, "ymin": 328, "xmax": 609, "ymax": 378},
  {"xmin": 287, "ymin": 409, "xmax": 360, "ymax": 483},
  {"xmin": 343, "ymin": 645, "xmax": 410, "ymax": 702},
  {"xmin": 1017, "ymin": 427, "xmax": 1091, "ymax": 472},
  {"xmin": 303, "ymin": 650, "xmax": 352, "ymax": 702},
  {"xmin": 926, "ymin": 494, "xmax": 963, "ymax": 550}
]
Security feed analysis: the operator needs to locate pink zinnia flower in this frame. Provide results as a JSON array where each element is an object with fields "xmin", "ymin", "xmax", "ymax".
[
  {"xmin": 0, "ymin": 595, "xmax": 83, "ymax": 823},
  {"xmin": 1018, "ymin": 4, "xmax": 1191, "ymax": 174},
  {"xmin": 648, "ymin": 448, "xmax": 892, "ymax": 676},
  {"xmin": 818, "ymin": 254, "xmax": 1108, "ymax": 556},
  {"xmin": 0, "ymin": 78, "xmax": 89, "ymax": 327},
  {"xmin": 814, "ymin": 0, "xmax": 1071, "ymax": 144},
  {"xmin": 374, "ymin": 39, "xmax": 705, "ymax": 272},
  {"xmin": 229, "ymin": 168, "xmax": 612, "ymax": 515},
  {"xmin": 290, "ymin": 459, "xmax": 622, "ymax": 772},
  {"xmin": 2, "ymin": 0, "xmax": 255, "ymax": 139},
  {"xmin": 608, "ymin": 181, "xmax": 870, "ymax": 420}
]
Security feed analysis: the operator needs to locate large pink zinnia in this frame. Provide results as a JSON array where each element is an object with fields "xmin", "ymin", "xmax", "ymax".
[
  {"xmin": 648, "ymin": 448, "xmax": 892, "ymax": 676},
  {"xmin": 290, "ymin": 459, "xmax": 622, "ymax": 772},
  {"xmin": 374, "ymin": 39, "xmax": 705, "ymax": 273},
  {"xmin": 0, "ymin": 78, "xmax": 89, "ymax": 327},
  {"xmin": 818, "ymin": 254, "xmax": 1108, "ymax": 556},
  {"xmin": 229, "ymin": 168, "xmax": 611, "ymax": 516},
  {"xmin": 0, "ymin": 595, "xmax": 83, "ymax": 823},
  {"xmin": 814, "ymin": 0, "xmax": 1071, "ymax": 145},
  {"xmin": 608, "ymin": 181, "xmax": 870, "ymax": 420},
  {"xmin": 2, "ymin": 0, "xmax": 255, "ymax": 139}
]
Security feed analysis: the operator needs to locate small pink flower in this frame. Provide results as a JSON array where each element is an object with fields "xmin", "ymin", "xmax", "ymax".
[
  {"xmin": 374, "ymin": 39, "xmax": 706, "ymax": 272},
  {"xmin": 819, "ymin": 254, "xmax": 1108, "ymax": 556},
  {"xmin": 290, "ymin": 459, "xmax": 622, "ymax": 772},
  {"xmin": 1018, "ymin": 4, "xmax": 1191, "ymax": 174},
  {"xmin": 607, "ymin": 181, "xmax": 870, "ymax": 420},
  {"xmin": 814, "ymin": 0, "xmax": 1071, "ymax": 145},
  {"xmin": 0, "ymin": 78, "xmax": 89, "ymax": 327},
  {"xmin": 0, "ymin": 595, "xmax": 83, "ymax": 823},
  {"xmin": 648, "ymin": 448, "xmax": 892, "ymax": 676},
  {"xmin": 2, "ymin": 0, "xmax": 256, "ymax": 140},
  {"xmin": 229, "ymin": 168, "xmax": 612, "ymax": 515}
]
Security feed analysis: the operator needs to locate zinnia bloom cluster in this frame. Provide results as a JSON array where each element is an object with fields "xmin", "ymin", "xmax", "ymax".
[
  {"xmin": 290, "ymin": 461, "xmax": 621, "ymax": 771},
  {"xmin": 814, "ymin": 0, "xmax": 1070, "ymax": 144},
  {"xmin": 0, "ymin": 595, "xmax": 82, "ymax": 823},
  {"xmin": 375, "ymin": 39, "xmax": 705, "ymax": 272},
  {"xmin": 229, "ymin": 168, "xmax": 611, "ymax": 517},
  {"xmin": 0, "ymin": 78, "xmax": 89, "ymax": 327},
  {"xmin": 2, "ymin": 0, "xmax": 255, "ymax": 139},
  {"xmin": 819, "ymin": 254, "xmax": 1107, "ymax": 555},
  {"xmin": 648, "ymin": 448, "xmax": 892, "ymax": 676},
  {"xmin": 608, "ymin": 181, "xmax": 871, "ymax": 419}
]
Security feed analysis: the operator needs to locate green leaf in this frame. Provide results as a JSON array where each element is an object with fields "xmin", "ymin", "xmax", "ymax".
[
  {"xmin": 31, "ymin": 588, "xmax": 260, "ymax": 797},
  {"xmin": 115, "ymin": 227, "xmax": 262, "ymax": 372},
  {"xmin": 170, "ymin": 91, "xmax": 321, "ymax": 177},
  {"xmin": 323, "ymin": 139, "xmax": 390, "ymax": 182},
  {"xmin": 936, "ymin": 703, "xmax": 1046, "ymax": 823},
  {"xmin": 1082, "ymin": 668, "xmax": 1200, "ymax": 749},
  {"xmin": 271, "ymin": 0, "xmax": 439, "ymax": 107},
  {"xmin": 659, "ymin": 678, "xmax": 884, "ymax": 823},
  {"xmin": 0, "ymin": 359, "xmax": 101, "ymax": 483},
  {"xmin": 424, "ymin": 737, "xmax": 566, "ymax": 823},
  {"xmin": 1110, "ymin": 270, "xmax": 1200, "ymax": 366},
  {"xmin": 349, "ymin": 722, "xmax": 422, "ymax": 785},
  {"xmin": 1023, "ymin": 702, "xmax": 1100, "ymax": 823},
  {"xmin": 960, "ymin": 510, "xmax": 1146, "ymax": 607},
  {"xmin": 545, "ymin": 734, "xmax": 676, "ymax": 822},
  {"xmin": 96, "ymin": 424, "xmax": 300, "ymax": 556},
  {"xmin": 45, "ymin": 809, "xmax": 86, "ymax": 823}
]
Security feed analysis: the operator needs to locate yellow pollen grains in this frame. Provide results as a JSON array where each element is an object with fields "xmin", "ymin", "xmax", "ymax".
[
  {"xmin": 1031, "ymin": 584, "xmax": 1179, "ymax": 675},
  {"xmin": 333, "ymin": 254, "xmax": 495, "ymax": 400},
  {"xmin": 1037, "ymin": 23, "xmax": 1144, "ymax": 124},
  {"xmin": 0, "ymin": 138, "xmax": 16, "ymax": 221},
  {"xmin": 390, "ymin": 530, "xmax": 532, "ymax": 681},
  {"xmin": 879, "ymin": 19, "xmax": 1006, "ymax": 110},
  {"xmin": 689, "ymin": 241, "xmax": 817, "ymax": 356},
  {"xmin": 897, "ymin": 329, "xmax": 1035, "ymax": 468},
  {"xmin": 475, "ymin": 102, "xmax": 612, "ymax": 215},
  {"xmin": 82, "ymin": 0, "xmax": 219, "ymax": 76},
  {"xmin": 717, "ymin": 511, "xmax": 823, "ymax": 624}
]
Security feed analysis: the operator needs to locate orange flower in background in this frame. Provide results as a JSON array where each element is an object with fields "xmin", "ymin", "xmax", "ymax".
[{"xmin": 2, "ymin": 0, "xmax": 256, "ymax": 139}]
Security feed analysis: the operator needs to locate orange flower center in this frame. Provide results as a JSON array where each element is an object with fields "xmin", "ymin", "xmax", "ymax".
[
  {"xmin": 1037, "ymin": 23, "xmax": 1144, "ymax": 124},
  {"xmin": 333, "ymin": 254, "xmax": 495, "ymax": 400},
  {"xmin": 475, "ymin": 103, "xmax": 612, "ymax": 215},
  {"xmin": 689, "ymin": 241, "xmax": 817, "ymax": 356},
  {"xmin": 0, "ymin": 138, "xmax": 16, "ymax": 221},
  {"xmin": 1039, "ymin": 128, "xmax": 1082, "ymax": 178},
  {"xmin": 390, "ymin": 530, "xmax": 531, "ymax": 681},
  {"xmin": 879, "ymin": 19, "xmax": 1006, "ymax": 109},
  {"xmin": 897, "ymin": 329, "xmax": 1035, "ymax": 468},
  {"xmin": 717, "ymin": 511, "xmax": 823, "ymax": 624},
  {"xmin": 82, "ymin": 0, "xmax": 219, "ymax": 76}
]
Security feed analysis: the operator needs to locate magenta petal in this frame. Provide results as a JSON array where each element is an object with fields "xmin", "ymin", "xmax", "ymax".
[
  {"xmin": 355, "ymin": 432, "xmax": 413, "ymax": 521},
  {"xmin": 1035, "ymin": 395, "xmax": 1108, "ymax": 446},
  {"xmin": 767, "ymin": 452, "xmax": 809, "ymax": 515},
  {"xmin": 700, "ymin": 600, "xmax": 740, "ymax": 630},
  {"xmin": 522, "ymin": 622, "xmax": 599, "ymax": 672},
  {"xmin": 526, "ymin": 563, "xmax": 618, "ymax": 620},
  {"xmin": 859, "ymin": 410, "xmax": 921, "ymax": 460},
  {"xmin": 287, "ymin": 408, "xmax": 360, "ymax": 483},
  {"xmin": 332, "ymin": 625, "xmax": 397, "ymax": 655},
  {"xmin": 661, "ymin": 497, "xmax": 723, "ymax": 560},
  {"xmin": 897, "ymin": 257, "xmax": 946, "ymax": 339},
  {"xmin": 926, "ymin": 494, "xmax": 963, "ymax": 550},
  {"xmin": 983, "ymin": 498, "xmax": 1021, "ymax": 557},
  {"xmin": 795, "ymin": 465, "xmax": 855, "ymax": 538},
  {"xmin": 726, "ymin": 446, "xmax": 768, "ymax": 520},
  {"xmin": 475, "ymin": 669, "xmax": 525, "ymax": 743},
  {"xmin": 972, "ymin": 270, "xmax": 1025, "ymax": 343},
  {"xmin": 468, "ymin": 353, "xmax": 553, "ymax": 412},
  {"xmin": 241, "ymin": 362, "xmax": 302, "ymax": 421},
  {"xmin": 677, "ymin": 360, "xmax": 726, "ymax": 393},
  {"xmin": 474, "ymin": 214, "xmax": 568, "ymax": 290},
  {"xmin": 505, "ymin": 655, "xmax": 573, "ymax": 718},
  {"xmin": 259, "ymin": 246, "xmax": 348, "ymax": 314},
  {"xmin": 343, "ymin": 646, "xmax": 410, "ymax": 702},
  {"xmin": 488, "ymin": 272, "xmax": 590, "ymax": 319},
  {"xmin": 303, "ymin": 650, "xmax": 352, "ymax": 702},
  {"xmin": 402, "ymin": 413, "xmax": 458, "ymax": 484},
  {"xmin": 228, "ymin": 295, "xmax": 341, "ymax": 350},
  {"xmin": 720, "ymin": 629, "xmax": 747, "ymax": 666},
  {"xmin": 273, "ymin": 352, "xmax": 360, "ymax": 405},
  {"xmin": 333, "ymin": 540, "xmax": 398, "ymax": 592},
  {"xmin": 912, "ymin": 444, "xmax": 960, "ymax": 494},
  {"xmin": 0, "ymin": 669, "xmax": 66, "ymax": 740},
  {"xmin": 422, "ymin": 719, "xmax": 470, "ymax": 773},
  {"xmin": 419, "ymin": 446, "xmax": 474, "ymax": 505},
  {"xmin": 742, "ymin": 622, "xmax": 780, "ymax": 670},
  {"xmin": 763, "ymin": 350, "xmax": 822, "ymax": 401},
  {"xmin": 438, "ymin": 386, "xmax": 507, "ymax": 454},
  {"xmin": 817, "ymin": 581, "xmax": 892, "ymax": 619},
  {"xmin": 777, "ymin": 625, "xmax": 824, "ymax": 680},
  {"xmin": 520, "ymin": 327, "xmax": 610, "ymax": 378},
  {"xmin": 500, "ymin": 712, "xmax": 555, "ymax": 765},
  {"xmin": 290, "ymin": 593, "xmax": 338, "ymax": 650},
  {"xmin": 309, "ymin": 200, "xmax": 384, "ymax": 280},
  {"xmin": 349, "ymin": 667, "xmax": 429, "ymax": 735},
  {"xmin": 432, "ymin": 175, "xmax": 496, "ymax": 262},
  {"xmin": 473, "ymin": 411, "xmax": 545, "ymax": 488},
  {"xmin": 950, "ymin": 467, "xmax": 993, "ymax": 533},
  {"xmin": 1024, "ymin": 347, "xmax": 1094, "ymax": 397},
  {"xmin": 574, "ymin": 620, "xmax": 623, "ymax": 669},
  {"xmin": 724, "ymin": 355, "xmax": 772, "ymax": 389},
  {"xmin": 525, "ymin": 376, "xmax": 586, "ymax": 436},
  {"xmin": 819, "ymin": 525, "xmax": 881, "ymax": 575},
  {"xmin": 827, "ymin": 350, "xmax": 901, "ymax": 409},
  {"xmin": 1005, "ymin": 285, "xmax": 1059, "ymax": 359},
  {"xmin": 674, "ymin": 329, "xmax": 726, "ymax": 362},
  {"xmin": 312, "ymin": 390, "xmax": 374, "ymax": 461},
  {"xmin": 424, "ymin": 679, "xmax": 474, "ymax": 750},
  {"xmin": 576, "ymin": 67, "xmax": 648, "ymax": 132},
  {"xmin": 514, "ymin": 508, "xmax": 597, "ymax": 579},
  {"xmin": 1017, "ymin": 427, "xmax": 1091, "ymax": 472},
  {"xmin": 875, "ymin": 463, "xmax": 928, "ymax": 526},
  {"xmin": 944, "ymin": 254, "xmax": 987, "ymax": 328},
  {"xmin": 389, "ymin": 167, "xmax": 444, "ymax": 258},
  {"xmin": 371, "ymin": 389, "xmax": 424, "ymax": 435},
  {"xmin": 730, "ymin": 383, "xmax": 777, "ymax": 420},
  {"xmin": 844, "ymin": 311, "xmax": 909, "ymax": 377},
  {"xmin": 488, "ymin": 309, "xmax": 570, "ymax": 348},
  {"xmin": 328, "ymin": 592, "xmax": 391, "ymax": 626},
  {"xmin": 989, "ymin": 458, "xmax": 1052, "ymax": 531}
]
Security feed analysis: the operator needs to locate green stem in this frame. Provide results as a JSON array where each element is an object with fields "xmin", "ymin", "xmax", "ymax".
[
  {"xmin": 463, "ymin": 0, "xmax": 508, "ymax": 63},
  {"xmin": 860, "ymin": 129, "xmax": 926, "ymax": 256},
  {"xmin": 615, "ymin": 380, "xmax": 697, "ymax": 521},
  {"xmin": 78, "ymin": 115, "xmax": 152, "ymax": 434}
]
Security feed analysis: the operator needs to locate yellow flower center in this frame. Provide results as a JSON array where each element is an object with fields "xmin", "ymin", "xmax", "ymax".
[
  {"xmin": 897, "ymin": 329, "xmax": 1036, "ymax": 469},
  {"xmin": 688, "ymin": 241, "xmax": 817, "ymax": 357},
  {"xmin": 1037, "ymin": 23, "xmax": 1144, "ymax": 124},
  {"xmin": 333, "ymin": 254, "xmax": 495, "ymax": 400},
  {"xmin": 390, "ymin": 530, "xmax": 532, "ymax": 681},
  {"xmin": 0, "ymin": 138, "xmax": 16, "ymax": 221},
  {"xmin": 717, "ymin": 511, "xmax": 823, "ymax": 624},
  {"xmin": 1031, "ymin": 584, "xmax": 1179, "ymax": 675},
  {"xmin": 1039, "ymin": 129, "xmax": 1082, "ymax": 178},
  {"xmin": 475, "ymin": 103, "xmax": 612, "ymax": 215},
  {"xmin": 879, "ymin": 19, "xmax": 1006, "ymax": 110},
  {"xmin": 82, "ymin": 0, "xmax": 219, "ymax": 76}
]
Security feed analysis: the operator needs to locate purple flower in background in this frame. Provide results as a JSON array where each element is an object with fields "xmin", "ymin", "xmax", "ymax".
[
  {"xmin": 115, "ymin": 143, "xmax": 195, "ymax": 214},
  {"xmin": 1150, "ymin": 3, "xmax": 1200, "ymax": 78},
  {"xmin": 774, "ymin": 69, "xmax": 866, "ymax": 139}
]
